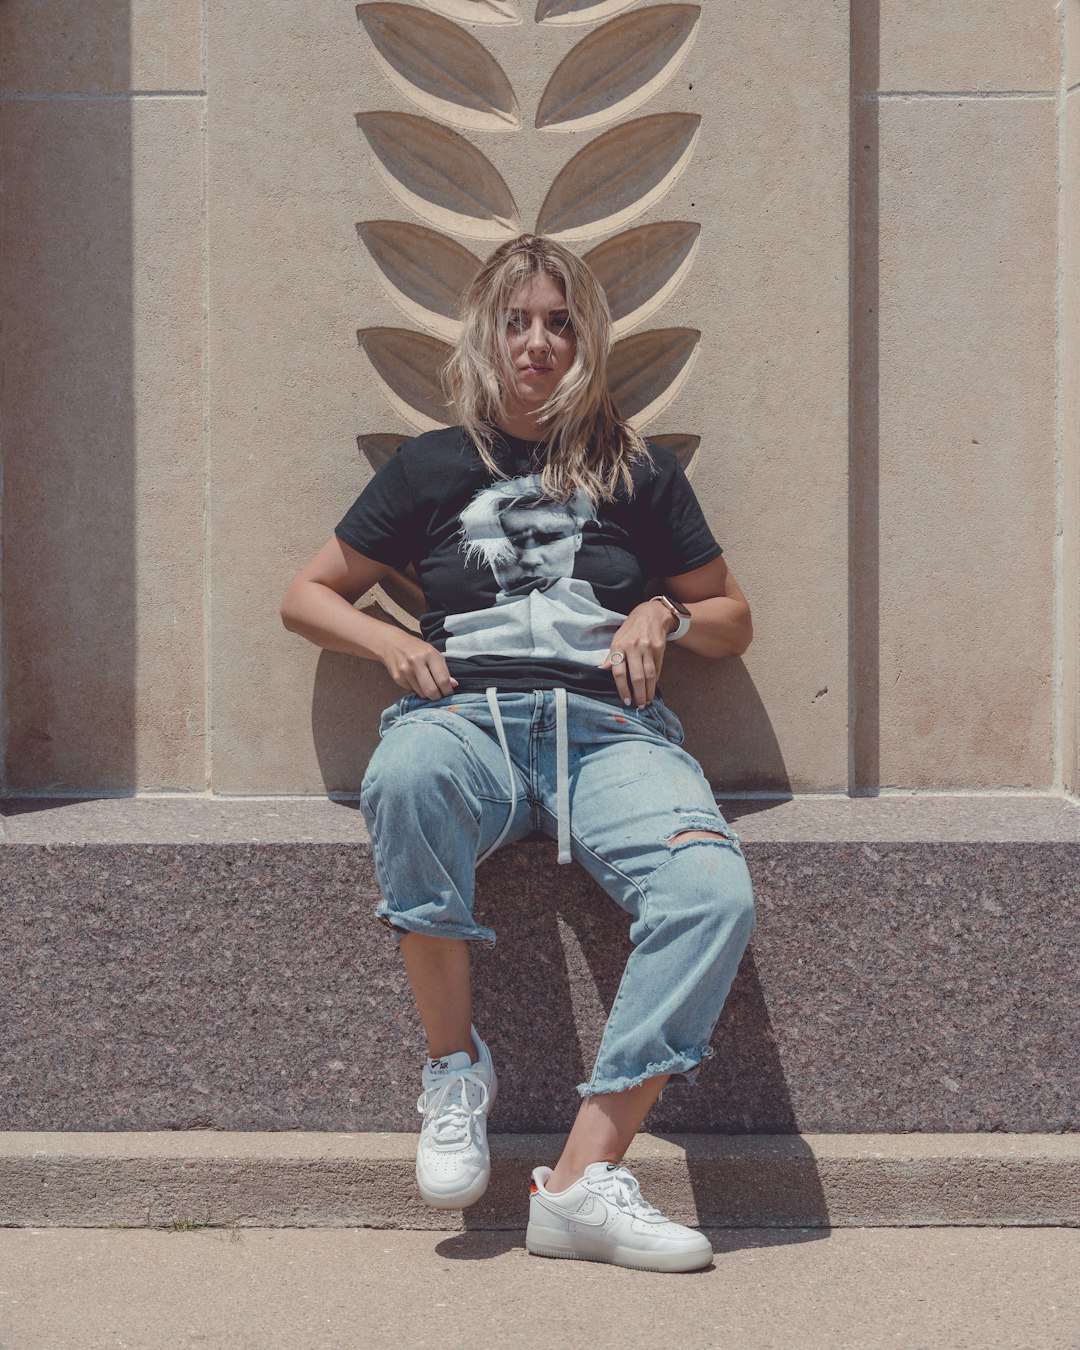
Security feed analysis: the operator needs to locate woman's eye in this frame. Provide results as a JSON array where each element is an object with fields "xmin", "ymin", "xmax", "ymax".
[
  {"xmin": 506, "ymin": 313, "xmax": 528, "ymax": 332},
  {"xmin": 550, "ymin": 317, "xmax": 573, "ymax": 335}
]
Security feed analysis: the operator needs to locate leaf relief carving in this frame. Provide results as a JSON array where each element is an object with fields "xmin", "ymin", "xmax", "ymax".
[
  {"xmin": 584, "ymin": 222, "xmax": 700, "ymax": 335},
  {"xmin": 536, "ymin": 0, "xmax": 639, "ymax": 23},
  {"xmin": 376, "ymin": 567, "xmax": 427, "ymax": 628},
  {"xmin": 357, "ymin": 112, "xmax": 521, "ymax": 239},
  {"xmin": 608, "ymin": 327, "xmax": 700, "ymax": 428},
  {"xmin": 358, "ymin": 327, "xmax": 454, "ymax": 430},
  {"xmin": 355, "ymin": 432, "xmax": 426, "ymax": 625},
  {"xmin": 358, "ymin": 432, "xmax": 409, "ymax": 472},
  {"xmin": 648, "ymin": 433, "xmax": 700, "ymax": 475},
  {"xmin": 536, "ymin": 6, "xmax": 700, "ymax": 133},
  {"xmin": 535, "ymin": 113, "xmax": 700, "ymax": 241},
  {"xmin": 420, "ymin": 0, "xmax": 520, "ymax": 23},
  {"xmin": 358, "ymin": 5, "xmax": 520, "ymax": 132},
  {"xmin": 358, "ymin": 221, "xmax": 478, "ymax": 340}
]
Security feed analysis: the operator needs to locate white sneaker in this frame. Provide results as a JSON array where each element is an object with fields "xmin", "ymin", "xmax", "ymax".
[
  {"xmin": 414, "ymin": 1025, "xmax": 497, "ymax": 1209},
  {"xmin": 526, "ymin": 1161, "xmax": 713, "ymax": 1273}
]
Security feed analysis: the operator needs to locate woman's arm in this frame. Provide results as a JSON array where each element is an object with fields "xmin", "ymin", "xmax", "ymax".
[
  {"xmin": 600, "ymin": 555, "xmax": 752, "ymax": 708},
  {"xmin": 662, "ymin": 554, "xmax": 753, "ymax": 659},
  {"xmin": 280, "ymin": 536, "xmax": 459, "ymax": 700}
]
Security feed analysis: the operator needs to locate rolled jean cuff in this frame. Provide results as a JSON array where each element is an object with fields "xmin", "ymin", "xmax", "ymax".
[
  {"xmin": 576, "ymin": 1044, "xmax": 715, "ymax": 1098},
  {"xmin": 376, "ymin": 909, "xmax": 497, "ymax": 950}
]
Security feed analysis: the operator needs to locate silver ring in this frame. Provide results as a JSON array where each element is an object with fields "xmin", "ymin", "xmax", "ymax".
[{"xmin": 609, "ymin": 651, "xmax": 626, "ymax": 666}]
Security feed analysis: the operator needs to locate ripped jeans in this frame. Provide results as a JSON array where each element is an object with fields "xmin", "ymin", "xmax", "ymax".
[{"xmin": 359, "ymin": 688, "xmax": 756, "ymax": 1097}]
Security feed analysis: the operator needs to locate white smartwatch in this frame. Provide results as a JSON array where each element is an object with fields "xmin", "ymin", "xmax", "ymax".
[{"xmin": 649, "ymin": 594, "xmax": 691, "ymax": 642}]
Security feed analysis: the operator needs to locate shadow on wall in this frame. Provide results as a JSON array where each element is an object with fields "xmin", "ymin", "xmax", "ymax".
[
  {"xmin": 2, "ymin": 7, "xmax": 136, "ymax": 792},
  {"xmin": 309, "ymin": 636, "xmax": 791, "ymax": 796},
  {"xmin": 310, "ymin": 612, "xmax": 404, "ymax": 793}
]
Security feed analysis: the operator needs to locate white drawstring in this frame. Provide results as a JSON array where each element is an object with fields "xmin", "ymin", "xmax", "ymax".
[
  {"xmin": 475, "ymin": 687, "xmax": 572, "ymax": 867},
  {"xmin": 554, "ymin": 686, "xmax": 571, "ymax": 864}
]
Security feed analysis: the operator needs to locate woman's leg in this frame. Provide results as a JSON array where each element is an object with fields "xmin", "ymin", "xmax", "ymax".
[
  {"xmin": 546, "ymin": 1075, "xmax": 668, "ymax": 1192},
  {"xmin": 398, "ymin": 932, "xmax": 473, "ymax": 1060},
  {"xmin": 537, "ymin": 697, "xmax": 757, "ymax": 1187},
  {"xmin": 361, "ymin": 697, "xmax": 532, "ymax": 1209},
  {"xmin": 360, "ymin": 694, "xmax": 531, "ymax": 952},
  {"xmin": 360, "ymin": 697, "xmax": 531, "ymax": 1058}
]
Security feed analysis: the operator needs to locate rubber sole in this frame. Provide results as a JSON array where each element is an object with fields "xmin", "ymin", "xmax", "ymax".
[{"xmin": 525, "ymin": 1224, "xmax": 713, "ymax": 1274}]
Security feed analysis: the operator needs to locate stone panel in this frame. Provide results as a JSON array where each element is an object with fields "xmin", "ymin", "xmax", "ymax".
[
  {"xmin": 854, "ymin": 98, "xmax": 1057, "ymax": 788},
  {"xmin": 1066, "ymin": 91, "xmax": 1080, "ymax": 794},
  {"xmin": 1069, "ymin": 0, "xmax": 1080, "ymax": 91},
  {"xmin": 1, "ymin": 100, "xmax": 205, "ymax": 790},
  {"xmin": 852, "ymin": 0, "xmax": 1060, "ymax": 94},
  {"xmin": 0, "ymin": 0, "xmax": 201, "ymax": 95},
  {"xmin": 208, "ymin": 0, "xmax": 849, "ymax": 792}
]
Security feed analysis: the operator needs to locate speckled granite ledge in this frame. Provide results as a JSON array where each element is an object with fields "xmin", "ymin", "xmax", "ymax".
[{"xmin": 1, "ymin": 795, "xmax": 1077, "ymax": 1135}]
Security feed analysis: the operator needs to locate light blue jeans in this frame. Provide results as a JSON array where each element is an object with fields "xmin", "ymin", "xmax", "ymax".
[{"xmin": 359, "ymin": 689, "xmax": 756, "ymax": 1097}]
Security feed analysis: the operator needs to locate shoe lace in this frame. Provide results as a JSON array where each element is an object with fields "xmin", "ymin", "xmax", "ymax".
[
  {"xmin": 416, "ymin": 1070, "xmax": 489, "ymax": 1146},
  {"xmin": 598, "ymin": 1166, "xmax": 664, "ymax": 1221}
]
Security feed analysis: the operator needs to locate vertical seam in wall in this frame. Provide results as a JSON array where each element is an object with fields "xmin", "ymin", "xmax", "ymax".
[
  {"xmin": 846, "ymin": 11, "xmax": 857, "ymax": 795},
  {"xmin": 1054, "ymin": 7, "xmax": 1066, "ymax": 793},
  {"xmin": 201, "ymin": 0, "xmax": 211, "ymax": 791},
  {"xmin": 0, "ymin": 116, "xmax": 5, "ymax": 793}
]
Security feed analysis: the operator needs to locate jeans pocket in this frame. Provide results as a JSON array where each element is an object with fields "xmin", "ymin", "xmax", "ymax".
[
  {"xmin": 644, "ymin": 698, "xmax": 686, "ymax": 746},
  {"xmin": 378, "ymin": 694, "xmax": 418, "ymax": 736}
]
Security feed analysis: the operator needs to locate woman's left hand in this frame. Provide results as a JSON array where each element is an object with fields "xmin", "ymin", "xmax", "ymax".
[{"xmin": 599, "ymin": 600, "xmax": 675, "ymax": 708}]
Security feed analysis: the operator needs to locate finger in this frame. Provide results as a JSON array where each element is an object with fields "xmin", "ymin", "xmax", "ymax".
[
  {"xmin": 409, "ymin": 658, "xmax": 443, "ymax": 701},
  {"xmin": 609, "ymin": 656, "xmax": 631, "ymax": 705},
  {"xmin": 628, "ymin": 653, "xmax": 650, "ymax": 708},
  {"xmin": 428, "ymin": 655, "xmax": 458, "ymax": 698},
  {"xmin": 643, "ymin": 651, "xmax": 660, "ymax": 706}
]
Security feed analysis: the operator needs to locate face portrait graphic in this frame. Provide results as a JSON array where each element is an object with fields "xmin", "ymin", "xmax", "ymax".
[
  {"xmin": 457, "ymin": 475, "xmax": 594, "ymax": 602},
  {"xmin": 492, "ymin": 499, "xmax": 582, "ymax": 596}
]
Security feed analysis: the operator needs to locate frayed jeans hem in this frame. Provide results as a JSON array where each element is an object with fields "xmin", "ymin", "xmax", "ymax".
[
  {"xmin": 576, "ymin": 1045, "xmax": 715, "ymax": 1098},
  {"xmin": 376, "ymin": 912, "xmax": 497, "ymax": 950}
]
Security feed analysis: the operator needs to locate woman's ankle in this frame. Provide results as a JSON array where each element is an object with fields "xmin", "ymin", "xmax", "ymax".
[{"xmin": 546, "ymin": 1154, "xmax": 618, "ymax": 1194}]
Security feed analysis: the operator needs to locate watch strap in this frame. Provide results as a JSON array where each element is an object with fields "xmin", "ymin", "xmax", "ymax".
[{"xmin": 649, "ymin": 594, "xmax": 691, "ymax": 642}]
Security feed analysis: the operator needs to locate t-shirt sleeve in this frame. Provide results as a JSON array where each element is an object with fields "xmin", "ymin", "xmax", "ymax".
[
  {"xmin": 637, "ymin": 450, "xmax": 723, "ymax": 579},
  {"xmin": 334, "ymin": 446, "xmax": 420, "ymax": 571}
]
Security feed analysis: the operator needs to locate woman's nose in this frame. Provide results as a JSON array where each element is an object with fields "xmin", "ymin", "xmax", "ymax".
[{"xmin": 525, "ymin": 319, "xmax": 549, "ymax": 353}]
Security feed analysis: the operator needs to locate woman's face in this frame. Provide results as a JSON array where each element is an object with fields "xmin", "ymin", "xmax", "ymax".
[{"xmin": 501, "ymin": 272, "xmax": 576, "ymax": 413}]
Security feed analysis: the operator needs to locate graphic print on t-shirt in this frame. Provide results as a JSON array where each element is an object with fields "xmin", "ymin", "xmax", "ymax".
[{"xmin": 443, "ymin": 473, "xmax": 628, "ymax": 666}]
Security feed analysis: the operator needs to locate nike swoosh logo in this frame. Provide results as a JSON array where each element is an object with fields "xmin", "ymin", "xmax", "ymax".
[
  {"xmin": 568, "ymin": 1197, "xmax": 607, "ymax": 1228},
  {"xmin": 534, "ymin": 1193, "xmax": 608, "ymax": 1228}
]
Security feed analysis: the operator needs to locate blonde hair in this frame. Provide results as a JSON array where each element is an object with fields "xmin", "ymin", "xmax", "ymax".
[{"xmin": 441, "ymin": 234, "xmax": 651, "ymax": 503}]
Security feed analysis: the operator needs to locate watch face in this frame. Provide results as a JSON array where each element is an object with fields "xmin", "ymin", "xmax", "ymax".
[{"xmin": 666, "ymin": 596, "xmax": 691, "ymax": 618}]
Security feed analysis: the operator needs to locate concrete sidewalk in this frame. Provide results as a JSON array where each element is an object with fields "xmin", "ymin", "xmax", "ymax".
[{"xmin": 2, "ymin": 1226, "xmax": 1078, "ymax": 1349}]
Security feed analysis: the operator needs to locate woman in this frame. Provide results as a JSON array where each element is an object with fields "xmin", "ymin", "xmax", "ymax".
[{"xmin": 280, "ymin": 234, "xmax": 756, "ymax": 1273}]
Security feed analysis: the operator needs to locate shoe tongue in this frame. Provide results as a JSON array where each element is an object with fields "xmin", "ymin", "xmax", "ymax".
[
  {"xmin": 428, "ymin": 1050, "xmax": 473, "ymax": 1075},
  {"xmin": 584, "ymin": 1161, "xmax": 621, "ymax": 1180}
]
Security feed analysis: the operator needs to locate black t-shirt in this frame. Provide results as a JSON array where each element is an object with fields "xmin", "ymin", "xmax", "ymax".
[{"xmin": 335, "ymin": 426, "xmax": 722, "ymax": 695}]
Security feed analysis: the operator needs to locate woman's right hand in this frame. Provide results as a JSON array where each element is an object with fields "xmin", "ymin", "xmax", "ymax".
[
  {"xmin": 375, "ymin": 628, "xmax": 459, "ymax": 700},
  {"xmin": 281, "ymin": 536, "xmax": 455, "ymax": 699}
]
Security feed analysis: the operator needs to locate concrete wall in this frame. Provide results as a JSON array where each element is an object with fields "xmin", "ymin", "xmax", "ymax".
[{"xmin": 1, "ymin": 0, "xmax": 1074, "ymax": 797}]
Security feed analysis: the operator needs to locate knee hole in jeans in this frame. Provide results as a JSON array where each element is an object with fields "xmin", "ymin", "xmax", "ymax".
[{"xmin": 668, "ymin": 829, "xmax": 728, "ymax": 847}]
